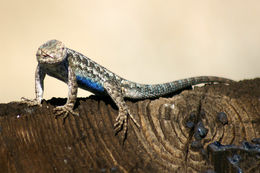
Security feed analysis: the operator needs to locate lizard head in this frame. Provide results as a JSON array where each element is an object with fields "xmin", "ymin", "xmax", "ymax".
[{"xmin": 36, "ymin": 39, "xmax": 67, "ymax": 64}]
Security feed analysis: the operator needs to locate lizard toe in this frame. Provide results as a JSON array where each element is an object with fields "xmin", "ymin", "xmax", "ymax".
[{"xmin": 114, "ymin": 120, "xmax": 124, "ymax": 133}]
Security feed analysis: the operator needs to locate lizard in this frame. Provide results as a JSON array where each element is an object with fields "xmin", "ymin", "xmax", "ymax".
[{"xmin": 21, "ymin": 39, "xmax": 233, "ymax": 138}]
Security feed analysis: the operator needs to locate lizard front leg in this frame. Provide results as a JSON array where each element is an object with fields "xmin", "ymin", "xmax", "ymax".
[
  {"xmin": 54, "ymin": 65, "xmax": 79, "ymax": 118},
  {"xmin": 21, "ymin": 64, "xmax": 46, "ymax": 106},
  {"xmin": 104, "ymin": 82, "xmax": 140, "ymax": 137}
]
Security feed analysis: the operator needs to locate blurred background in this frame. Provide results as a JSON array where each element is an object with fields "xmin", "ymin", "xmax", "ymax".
[{"xmin": 0, "ymin": 0, "xmax": 259, "ymax": 103}]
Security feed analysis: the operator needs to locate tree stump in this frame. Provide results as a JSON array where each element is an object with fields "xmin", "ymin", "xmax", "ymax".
[{"xmin": 0, "ymin": 78, "xmax": 259, "ymax": 173}]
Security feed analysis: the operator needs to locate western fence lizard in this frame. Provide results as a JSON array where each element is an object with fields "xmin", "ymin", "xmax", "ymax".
[{"xmin": 22, "ymin": 39, "xmax": 233, "ymax": 137}]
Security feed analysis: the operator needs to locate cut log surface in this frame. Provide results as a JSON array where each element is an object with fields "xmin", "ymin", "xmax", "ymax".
[{"xmin": 0, "ymin": 78, "xmax": 259, "ymax": 173}]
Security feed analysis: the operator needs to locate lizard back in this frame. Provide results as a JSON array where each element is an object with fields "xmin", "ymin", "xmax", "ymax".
[{"xmin": 66, "ymin": 48, "xmax": 233, "ymax": 99}]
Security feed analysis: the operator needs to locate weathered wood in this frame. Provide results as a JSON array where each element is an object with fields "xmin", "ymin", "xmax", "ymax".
[{"xmin": 0, "ymin": 78, "xmax": 259, "ymax": 173}]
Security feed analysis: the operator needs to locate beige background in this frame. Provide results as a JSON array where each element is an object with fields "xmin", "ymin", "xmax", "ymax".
[{"xmin": 0, "ymin": 0, "xmax": 259, "ymax": 103}]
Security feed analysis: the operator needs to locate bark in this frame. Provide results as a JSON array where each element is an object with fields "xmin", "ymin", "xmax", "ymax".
[{"xmin": 0, "ymin": 78, "xmax": 259, "ymax": 173}]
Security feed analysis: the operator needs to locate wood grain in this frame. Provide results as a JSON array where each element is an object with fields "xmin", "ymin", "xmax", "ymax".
[{"xmin": 0, "ymin": 78, "xmax": 259, "ymax": 173}]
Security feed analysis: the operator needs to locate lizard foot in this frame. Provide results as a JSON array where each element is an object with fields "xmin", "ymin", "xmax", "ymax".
[
  {"xmin": 114, "ymin": 109, "xmax": 140, "ymax": 138},
  {"xmin": 114, "ymin": 110, "xmax": 128, "ymax": 138},
  {"xmin": 20, "ymin": 97, "xmax": 41, "ymax": 107},
  {"xmin": 54, "ymin": 105, "xmax": 79, "ymax": 123}
]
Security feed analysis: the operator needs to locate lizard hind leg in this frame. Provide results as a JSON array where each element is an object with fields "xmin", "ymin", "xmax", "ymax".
[{"xmin": 104, "ymin": 82, "xmax": 140, "ymax": 138}]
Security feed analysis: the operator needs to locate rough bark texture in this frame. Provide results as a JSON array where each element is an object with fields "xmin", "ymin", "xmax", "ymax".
[{"xmin": 0, "ymin": 78, "xmax": 259, "ymax": 173}]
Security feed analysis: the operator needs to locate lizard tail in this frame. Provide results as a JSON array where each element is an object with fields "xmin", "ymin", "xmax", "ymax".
[{"xmin": 122, "ymin": 76, "xmax": 233, "ymax": 99}]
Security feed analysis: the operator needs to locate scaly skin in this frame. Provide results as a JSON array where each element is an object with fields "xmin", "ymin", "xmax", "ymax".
[{"xmin": 22, "ymin": 39, "xmax": 234, "ymax": 138}]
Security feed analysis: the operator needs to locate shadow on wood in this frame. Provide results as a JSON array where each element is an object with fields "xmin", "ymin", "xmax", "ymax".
[{"xmin": 0, "ymin": 78, "xmax": 259, "ymax": 173}]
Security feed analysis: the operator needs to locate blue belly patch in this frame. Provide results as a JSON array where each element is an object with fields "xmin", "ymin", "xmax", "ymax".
[{"xmin": 76, "ymin": 76, "xmax": 104, "ymax": 92}]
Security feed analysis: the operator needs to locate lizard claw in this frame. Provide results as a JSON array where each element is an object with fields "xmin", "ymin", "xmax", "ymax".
[{"xmin": 54, "ymin": 105, "xmax": 79, "ymax": 123}]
